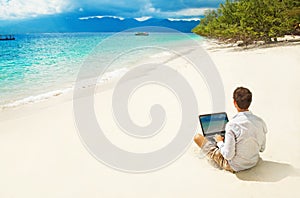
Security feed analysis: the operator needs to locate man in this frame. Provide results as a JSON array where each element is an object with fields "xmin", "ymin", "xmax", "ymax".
[{"xmin": 194, "ymin": 87, "xmax": 267, "ymax": 172}]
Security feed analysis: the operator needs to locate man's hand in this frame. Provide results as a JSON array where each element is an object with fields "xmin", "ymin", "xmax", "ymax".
[{"xmin": 214, "ymin": 134, "xmax": 224, "ymax": 142}]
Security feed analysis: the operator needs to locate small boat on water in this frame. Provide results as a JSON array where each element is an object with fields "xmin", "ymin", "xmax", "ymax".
[
  {"xmin": 135, "ymin": 32, "xmax": 149, "ymax": 36},
  {"xmin": 0, "ymin": 35, "xmax": 15, "ymax": 41}
]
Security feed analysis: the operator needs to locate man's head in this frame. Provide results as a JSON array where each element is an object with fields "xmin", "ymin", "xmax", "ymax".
[{"xmin": 233, "ymin": 87, "xmax": 252, "ymax": 111}]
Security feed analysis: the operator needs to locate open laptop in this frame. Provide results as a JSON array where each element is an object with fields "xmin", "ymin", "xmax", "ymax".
[{"xmin": 199, "ymin": 112, "xmax": 229, "ymax": 143}]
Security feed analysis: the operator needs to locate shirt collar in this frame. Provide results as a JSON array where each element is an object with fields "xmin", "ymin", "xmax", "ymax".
[{"xmin": 233, "ymin": 110, "xmax": 252, "ymax": 118}]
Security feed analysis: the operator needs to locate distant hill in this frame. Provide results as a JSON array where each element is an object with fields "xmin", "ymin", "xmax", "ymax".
[{"xmin": 0, "ymin": 14, "xmax": 200, "ymax": 33}]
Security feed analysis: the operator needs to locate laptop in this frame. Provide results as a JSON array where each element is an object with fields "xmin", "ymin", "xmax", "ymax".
[{"xmin": 199, "ymin": 112, "xmax": 229, "ymax": 143}]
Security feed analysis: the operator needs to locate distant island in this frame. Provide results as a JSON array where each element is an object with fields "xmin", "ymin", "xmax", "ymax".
[{"xmin": 192, "ymin": 0, "xmax": 300, "ymax": 45}]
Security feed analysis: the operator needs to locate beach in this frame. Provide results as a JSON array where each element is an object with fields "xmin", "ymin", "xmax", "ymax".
[{"xmin": 0, "ymin": 38, "xmax": 300, "ymax": 197}]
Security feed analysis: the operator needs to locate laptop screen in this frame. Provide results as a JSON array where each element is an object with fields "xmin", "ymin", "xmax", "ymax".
[{"xmin": 199, "ymin": 113, "xmax": 228, "ymax": 135}]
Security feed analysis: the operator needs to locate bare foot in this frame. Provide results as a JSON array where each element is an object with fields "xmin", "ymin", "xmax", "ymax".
[{"xmin": 194, "ymin": 133, "xmax": 208, "ymax": 148}]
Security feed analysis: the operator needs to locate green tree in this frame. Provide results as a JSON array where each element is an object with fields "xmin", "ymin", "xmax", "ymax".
[{"xmin": 192, "ymin": 0, "xmax": 300, "ymax": 44}]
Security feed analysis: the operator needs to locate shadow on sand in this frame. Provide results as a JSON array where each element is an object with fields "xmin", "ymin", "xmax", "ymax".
[{"xmin": 236, "ymin": 159, "xmax": 300, "ymax": 182}]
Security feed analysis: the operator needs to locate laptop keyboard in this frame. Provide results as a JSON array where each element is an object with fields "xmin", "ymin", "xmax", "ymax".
[
  {"xmin": 205, "ymin": 134, "xmax": 225, "ymax": 143},
  {"xmin": 206, "ymin": 136, "xmax": 216, "ymax": 143}
]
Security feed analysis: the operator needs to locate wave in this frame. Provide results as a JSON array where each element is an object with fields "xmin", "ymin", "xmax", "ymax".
[
  {"xmin": 0, "ymin": 88, "xmax": 73, "ymax": 109},
  {"xmin": 0, "ymin": 68, "xmax": 129, "ymax": 110}
]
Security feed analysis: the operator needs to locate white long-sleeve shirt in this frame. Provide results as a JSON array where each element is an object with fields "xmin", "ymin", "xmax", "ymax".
[{"xmin": 217, "ymin": 111, "xmax": 267, "ymax": 172}]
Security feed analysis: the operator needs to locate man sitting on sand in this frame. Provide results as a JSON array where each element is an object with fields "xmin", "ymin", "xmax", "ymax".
[{"xmin": 194, "ymin": 87, "xmax": 267, "ymax": 172}]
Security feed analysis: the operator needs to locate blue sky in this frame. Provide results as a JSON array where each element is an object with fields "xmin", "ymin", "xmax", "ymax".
[{"xmin": 0, "ymin": 0, "xmax": 224, "ymax": 21}]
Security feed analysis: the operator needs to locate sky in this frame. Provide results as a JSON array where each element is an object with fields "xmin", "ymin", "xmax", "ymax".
[{"xmin": 0, "ymin": 0, "xmax": 224, "ymax": 21}]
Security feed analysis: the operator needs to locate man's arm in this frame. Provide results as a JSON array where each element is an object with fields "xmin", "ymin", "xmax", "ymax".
[
  {"xmin": 215, "ymin": 130, "xmax": 236, "ymax": 160},
  {"xmin": 260, "ymin": 121, "xmax": 268, "ymax": 152}
]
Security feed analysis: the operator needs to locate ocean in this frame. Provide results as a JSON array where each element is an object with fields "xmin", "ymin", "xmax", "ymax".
[{"xmin": 0, "ymin": 32, "xmax": 201, "ymax": 108}]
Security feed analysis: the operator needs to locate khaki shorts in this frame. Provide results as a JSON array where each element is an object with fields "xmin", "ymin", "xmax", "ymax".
[{"xmin": 203, "ymin": 143, "xmax": 235, "ymax": 173}]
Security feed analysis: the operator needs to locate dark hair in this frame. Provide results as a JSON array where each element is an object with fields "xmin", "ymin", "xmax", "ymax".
[{"xmin": 233, "ymin": 87, "xmax": 252, "ymax": 109}]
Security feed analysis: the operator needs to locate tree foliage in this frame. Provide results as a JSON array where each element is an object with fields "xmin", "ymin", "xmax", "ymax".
[{"xmin": 192, "ymin": 0, "xmax": 300, "ymax": 43}]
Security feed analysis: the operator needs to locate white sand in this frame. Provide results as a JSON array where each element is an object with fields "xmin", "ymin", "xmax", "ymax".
[{"xmin": 0, "ymin": 42, "xmax": 300, "ymax": 197}]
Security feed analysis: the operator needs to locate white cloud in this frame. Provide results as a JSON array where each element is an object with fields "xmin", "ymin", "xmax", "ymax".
[
  {"xmin": 137, "ymin": 4, "xmax": 214, "ymax": 19},
  {"xmin": 79, "ymin": 15, "xmax": 125, "ymax": 21},
  {"xmin": 0, "ymin": 0, "xmax": 216, "ymax": 21},
  {"xmin": 0, "ymin": 0, "xmax": 70, "ymax": 20},
  {"xmin": 134, "ymin": 16, "xmax": 152, "ymax": 22},
  {"xmin": 140, "ymin": 1, "xmax": 160, "ymax": 14},
  {"xmin": 167, "ymin": 18, "xmax": 200, "ymax": 22},
  {"xmin": 165, "ymin": 8, "xmax": 213, "ymax": 17}
]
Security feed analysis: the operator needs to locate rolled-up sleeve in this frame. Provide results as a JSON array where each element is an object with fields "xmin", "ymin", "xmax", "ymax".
[{"xmin": 217, "ymin": 130, "xmax": 236, "ymax": 160}]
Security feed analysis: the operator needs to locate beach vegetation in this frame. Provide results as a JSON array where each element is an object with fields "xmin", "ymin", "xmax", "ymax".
[{"xmin": 192, "ymin": 0, "xmax": 300, "ymax": 44}]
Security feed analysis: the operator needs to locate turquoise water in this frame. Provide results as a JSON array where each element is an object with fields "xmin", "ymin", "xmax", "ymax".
[{"xmin": 0, "ymin": 32, "xmax": 201, "ymax": 107}]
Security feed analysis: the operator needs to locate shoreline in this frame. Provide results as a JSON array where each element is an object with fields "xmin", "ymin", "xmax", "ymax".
[{"xmin": 201, "ymin": 35, "xmax": 300, "ymax": 52}]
